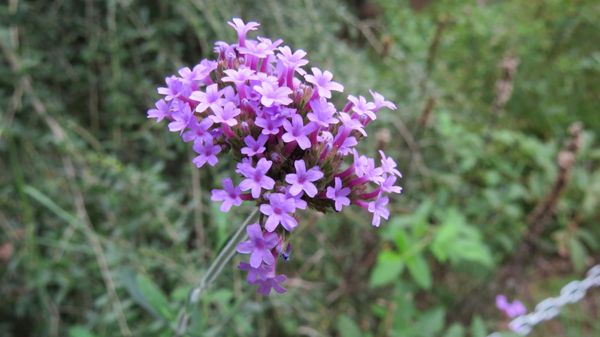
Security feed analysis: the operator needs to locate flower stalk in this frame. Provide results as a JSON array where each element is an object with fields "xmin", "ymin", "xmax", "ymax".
[{"xmin": 174, "ymin": 208, "xmax": 258, "ymax": 336}]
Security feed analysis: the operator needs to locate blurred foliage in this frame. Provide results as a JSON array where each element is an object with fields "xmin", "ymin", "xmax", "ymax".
[{"xmin": 1, "ymin": 0, "xmax": 599, "ymax": 337}]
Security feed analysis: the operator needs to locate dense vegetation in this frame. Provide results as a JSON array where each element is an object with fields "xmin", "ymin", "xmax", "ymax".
[{"xmin": 1, "ymin": 0, "xmax": 599, "ymax": 336}]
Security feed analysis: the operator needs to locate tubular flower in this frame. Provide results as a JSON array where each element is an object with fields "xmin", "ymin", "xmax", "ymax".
[{"xmin": 147, "ymin": 17, "xmax": 403, "ymax": 295}]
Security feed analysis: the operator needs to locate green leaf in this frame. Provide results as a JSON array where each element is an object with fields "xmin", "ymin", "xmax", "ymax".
[
  {"xmin": 569, "ymin": 237, "xmax": 587, "ymax": 272},
  {"xmin": 24, "ymin": 186, "xmax": 81, "ymax": 228},
  {"xmin": 406, "ymin": 254, "xmax": 432, "ymax": 289},
  {"xmin": 470, "ymin": 315, "xmax": 487, "ymax": 337},
  {"xmin": 208, "ymin": 288, "xmax": 233, "ymax": 304},
  {"xmin": 431, "ymin": 209, "xmax": 493, "ymax": 267},
  {"xmin": 383, "ymin": 200, "xmax": 432, "ymax": 241},
  {"xmin": 210, "ymin": 203, "xmax": 229, "ymax": 247},
  {"xmin": 577, "ymin": 229, "xmax": 598, "ymax": 249},
  {"xmin": 369, "ymin": 250, "xmax": 404, "ymax": 288},
  {"xmin": 336, "ymin": 314, "xmax": 362, "ymax": 337},
  {"xmin": 395, "ymin": 229, "xmax": 409, "ymax": 253},
  {"xmin": 121, "ymin": 268, "xmax": 175, "ymax": 322},
  {"xmin": 443, "ymin": 324, "xmax": 465, "ymax": 337},
  {"xmin": 68, "ymin": 326, "xmax": 98, "ymax": 337},
  {"xmin": 415, "ymin": 307, "xmax": 445, "ymax": 337},
  {"xmin": 136, "ymin": 273, "xmax": 175, "ymax": 321}
]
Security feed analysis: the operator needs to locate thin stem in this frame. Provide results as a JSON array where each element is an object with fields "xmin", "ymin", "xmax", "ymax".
[{"xmin": 174, "ymin": 208, "xmax": 259, "ymax": 336}]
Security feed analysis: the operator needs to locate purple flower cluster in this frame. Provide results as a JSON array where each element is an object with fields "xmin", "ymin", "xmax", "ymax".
[
  {"xmin": 496, "ymin": 294, "xmax": 527, "ymax": 318},
  {"xmin": 148, "ymin": 18, "xmax": 403, "ymax": 295}
]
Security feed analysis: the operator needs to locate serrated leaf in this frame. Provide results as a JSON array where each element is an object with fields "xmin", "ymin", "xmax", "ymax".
[{"xmin": 369, "ymin": 251, "xmax": 404, "ymax": 288}]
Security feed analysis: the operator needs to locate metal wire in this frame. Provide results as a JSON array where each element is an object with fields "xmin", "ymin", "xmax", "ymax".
[{"xmin": 488, "ymin": 264, "xmax": 600, "ymax": 336}]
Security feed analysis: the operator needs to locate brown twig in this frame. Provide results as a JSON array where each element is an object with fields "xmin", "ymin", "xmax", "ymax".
[
  {"xmin": 417, "ymin": 96, "xmax": 436, "ymax": 128},
  {"xmin": 492, "ymin": 55, "xmax": 520, "ymax": 117},
  {"xmin": 413, "ymin": 96, "xmax": 436, "ymax": 141},
  {"xmin": 524, "ymin": 122, "xmax": 583, "ymax": 245},
  {"xmin": 507, "ymin": 122, "xmax": 584, "ymax": 275},
  {"xmin": 419, "ymin": 17, "xmax": 450, "ymax": 92},
  {"xmin": 484, "ymin": 54, "xmax": 519, "ymax": 144},
  {"xmin": 390, "ymin": 117, "xmax": 431, "ymax": 177}
]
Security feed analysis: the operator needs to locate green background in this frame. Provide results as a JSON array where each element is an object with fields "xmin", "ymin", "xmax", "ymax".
[{"xmin": 1, "ymin": 0, "xmax": 599, "ymax": 336}]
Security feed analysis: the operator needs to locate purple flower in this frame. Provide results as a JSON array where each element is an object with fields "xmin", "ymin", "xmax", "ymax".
[
  {"xmin": 277, "ymin": 46, "xmax": 308, "ymax": 69},
  {"xmin": 307, "ymin": 98, "xmax": 338, "ymax": 127},
  {"xmin": 168, "ymin": 101, "xmax": 194, "ymax": 134},
  {"xmin": 353, "ymin": 150, "xmax": 384, "ymax": 183},
  {"xmin": 158, "ymin": 76, "xmax": 191, "ymax": 101},
  {"xmin": 263, "ymin": 104, "xmax": 292, "ymax": 118},
  {"xmin": 238, "ymin": 261, "xmax": 287, "ymax": 295},
  {"xmin": 379, "ymin": 175, "xmax": 403, "ymax": 194},
  {"xmin": 305, "ymin": 67, "xmax": 344, "ymax": 98},
  {"xmin": 178, "ymin": 62, "xmax": 215, "ymax": 87},
  {"xmin": 192, "ymin": 137, "xmax": 221, "ymax": 167},
  {"xmin": 147, "ymin": 99, "xmax": 171, "ymax": 122},
  {"xmin": 238, "ymin": 158, "xmax": 275, "ymax": 198},
  {"xmin": 236, "ymin": 223, "xmax": 279, "ymax": 267},
  {"xmin": 228, "ymin": 18, "xmax": 259, "ymax": 47},
  {"xmin": 368, "ymin": 195, "xmax": 389, "ymax": 227},
  {"xmin": 348, "ymin": 95, "xmax": 377, "ymax": 120},
  {"xmin": 285, "ymin": 160, "xmax": 324, "ymax": 197},
  {"xmin": 209, "ymin": 101, "xmax": 240, "ymax": 126},
  {"xmin": 326, "ymin": 177, "xmax": 351, "ymax": 211},
  {"xmin": 254, "ymin": 81, "xmax": 293, "ymax": 107},
  {"xmin": 211, "ymin": 178, "xmax": 243, "ymax": 212},
  {"xmin": 379, "ymin": 150, "xmax": 402, "ymax": 177},
  {"xmin": 282, "ymin": 114, "xmax": 316, "ymax": 150},
  {"xmin": 221, "ymin": 86, "xmax": 237, "ymax": 103},
  {"xmin": 255, "ymin": 115, "xmax": 284, "ymax": 135},
  {"xmin": 496, "ymin": 295, "xmax": 527, "ymax": 318},
  {"xmin": 182, "ymin": 118, "xmax": 214, "ymax": 143},
  {"xmin": 260, "ymin": 193, "xmax": 298, "ymax": 232},
  {"xmin": 338, "ymin": 112, "xmax": 366, "ymax": 137},
  {"xmin": 222, "ymin": 68, "xmax": 256, "ymax": 86},
  {"xmin": 239, "ymin": 40, "xmax": 275, "ymax": 59},
  {"xmin": 284, "ymin": 187, "xmax": 307, "ymax": 210},
  {"xmin": 338, "ymin": 136, "xmax": 358, "ymax": 155},
  {"xmin": 241, "ymin": 133, "xmax": 268, "ymax": 157},
  {"xmin": 190, "ymin": 84, "xmax": 224, "ymax": 113},
  {"xmin": 256, "ymin": 274, "xmax": 287, "ymax": 295},
  {"xmin": 238, "ymin": 262, "xmax": 271, "ymax": 283},
  {"xmin": 257, "ymin": 37, "xmax": 283, "ymax": 51},
  {"xmin": 369, "ymin": 90, "xmax": 397, "ymax": 111}
]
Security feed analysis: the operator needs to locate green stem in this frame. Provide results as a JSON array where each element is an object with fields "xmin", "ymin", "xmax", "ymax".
[{"xmin": 174, "ymin": 208, "xmax": 258, "ymax": 336}]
